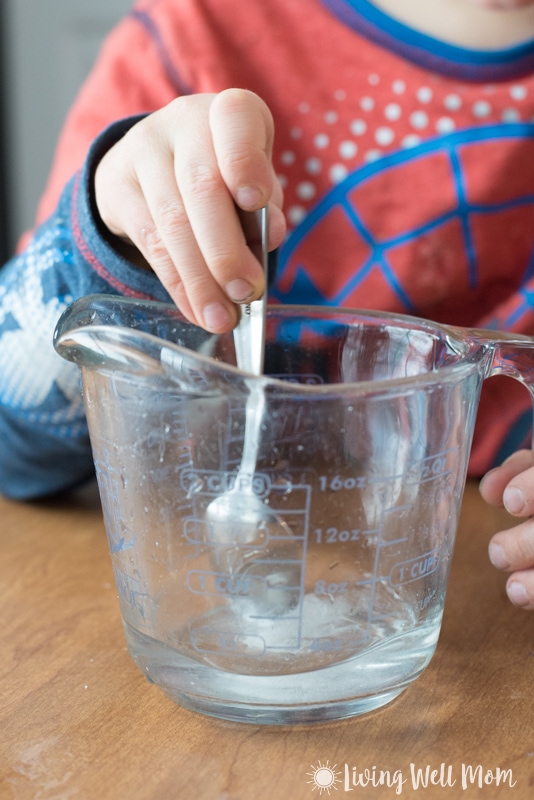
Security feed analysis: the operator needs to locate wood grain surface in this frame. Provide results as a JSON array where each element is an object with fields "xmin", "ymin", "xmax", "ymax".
[{"xmin": 0, "ymin": 481, "xmax": 532, "ymax": 799}]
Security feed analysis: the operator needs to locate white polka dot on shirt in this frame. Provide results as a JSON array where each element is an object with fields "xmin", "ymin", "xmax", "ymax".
[
  {"xmin": 417, "ymin": 87, "xmax": 433, "ymax": 103},
  {"xmin": 325, "ymin": 111, "xmax": 338, "ymax": 124},
  {"xmin": 339, "ymin": 140, "xmax": 358, "ymax": 159},
  {"xmin": 392, "ymin": 80, "xmax": 406, "ymax": 94},
  {"xmin": 410, "ymin": 110, "xmax": 429, "ymax": 129},
  {"xmin": 436, "ymin": 117, "xmax": 455, "ymax": 133},
  {"xmin": 288, "ymin": 205, "xmax": 307, "ymax": 225},
  {"xmin": 384, "ymin": 103, "xmax": 402, "ymax": 121},
  {"xmin": 472, "ymin": 100, "xmax": 492, "ymax": 118},
  {"xmin": 402, "ymin": 134, "xmax": 421, "ymax": 148},
  {"xmin": 330, "ymin": 164, "xmax": 349, "ymax": 183},
  {"xmin": 502, "ymin": 108, "xmax": 520, "ymax": 122},
  {"xmin": 360, "ymin": 96, "xmax": 375, "ymax": 111},
  {"xmin": 364, "ymin": 149, "xmax": 382, "ymax": 163},
  {"xmin": 375, "ymin": 127, "xmax": 395, "ymax": 146},
  {"xmin": 305, "ymin": 157, "xmax": 322, "ymax": 175},
  {"xmin": 368, "ymin": 73, "xmax": 380, "ymax": 86},
  {"xmin": 350, "ymin": 119, "xmax": 367, "ymax": 135},
  {"xmin": 281, "ymin": 151, "xmax": 296, "ymax": 165},
  {"xmin": 297, "ymin": 181, "xmax": 316, "ymax": 200},
  {"xmin": 510, "ymin": 85, "xmax": 527, "ymax": 101},
  {"xmin": 444, "ymin": 94, "xmax": 462, "ymax": 111},
  {"xmin": 314, "ymin": 133, "xmax": 330, "ymax": 149},
  {"xmin": 290, "ymin": 127, "xmax": 302, "ymax": 139}
]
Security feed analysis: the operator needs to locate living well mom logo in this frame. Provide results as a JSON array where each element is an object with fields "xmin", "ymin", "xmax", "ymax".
[{"xmin": 306, "ymin": 761, "xmax": 517, "ymax": 795}]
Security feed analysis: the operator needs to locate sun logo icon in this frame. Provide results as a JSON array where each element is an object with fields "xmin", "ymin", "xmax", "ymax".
[{"xmin": 306, "ymin": 760, "xmax": 342, "ymax": 794}]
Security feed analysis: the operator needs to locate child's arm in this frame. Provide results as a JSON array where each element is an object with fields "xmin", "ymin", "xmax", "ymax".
[
  {"xmin": 0, "ymin": 91, "xmax": 283, "ymax": 500},
  {"xmin": 479, "ymin": 450, "xmax": 534, "ymax": 609},
  {"xmin": 0, "ymin": 120, "xmax": 165, "ymax": 500}
]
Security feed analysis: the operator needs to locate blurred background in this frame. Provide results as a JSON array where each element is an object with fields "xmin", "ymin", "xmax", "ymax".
[{"xmin": 0, "ymin": 0, "xmax": 133, "ymax": 264}]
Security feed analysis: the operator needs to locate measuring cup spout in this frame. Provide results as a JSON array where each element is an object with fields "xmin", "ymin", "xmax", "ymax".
[
  {"xmin": 54, "ymin": 323, "xmax": 170, "ymax": 376},
  {"xmin": 53, "ymin": 294, "xmax": 240, "ymax": 392}
]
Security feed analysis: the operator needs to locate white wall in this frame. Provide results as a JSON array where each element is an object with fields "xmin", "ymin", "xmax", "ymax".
[{"xmin": 3, "ymin": 0, "xmax": 133, "ymax": 252}]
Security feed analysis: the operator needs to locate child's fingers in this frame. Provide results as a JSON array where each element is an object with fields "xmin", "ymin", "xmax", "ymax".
[
  {"xmin": 505, "ymin": 571, "xmax": 534, "ymax": 610},
  {"xmin": 142, "ymin": 111, "xmax": 255, "ymax": 330},
  {"xmin": 489, "ymin": 516, "xmax": 534, "ymax": 574},
  {"xmin": 95, "ymin": 93, "xmax": 285, "ymax": 331},
  {"xmin": 210, "ymin": 88, "xmax": 286, "ymax": 244},
  {"xmin": 209, "ymin": 88, "xmax": 276, "ymax": 211},
  {"xmin": 166, "ymin": 95, "xmax": 272, "ymax": 320},
  {"xmin": 481, "ymin": 452, "xmax": 534, "ymax": 610},
  {"xmin": 489, "ymin": 518, "xmax": 534, "ymax": 609},
  {"xmin": 479, "ymin": 449, "xmax": 533, "ymax": 508},
  {"xmin": 164, "ymin": 91, "xmax": 284, "ymax": 327},
  {"xmin": 95, "ymin": 113, "xmax": 237, "ymax": 331}
]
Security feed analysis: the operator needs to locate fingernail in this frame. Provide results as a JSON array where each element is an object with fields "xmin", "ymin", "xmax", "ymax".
[
  {"xmin": 236, "ymin": 185, "xmax": 262, "ymax": 209},
  {"xmin": 507, "ymin": 580, "xmax": 530, "ymax": 607},
  {"xmin": 489, "ymin": 542, "xmax": 509, "ymax": 569},
  {"xmin": 226, "ymin": 279, "xmax": 254, "ymax": 302},
  {"xmin": 503, "ymin": 486, "xmax": 526, "ymax": 514},
  {"xmin": 202, "ymin": 302, "xmax": 232, "ymax": 331}
]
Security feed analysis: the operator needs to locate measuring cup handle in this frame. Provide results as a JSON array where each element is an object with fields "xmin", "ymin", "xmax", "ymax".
[
  {"xmin": 462, "ymin": 327, "xmax": 534, "ymax": 452},
  {"xmin": 465, "ymin": 328, "xmax": 534, "ymax": 385}
]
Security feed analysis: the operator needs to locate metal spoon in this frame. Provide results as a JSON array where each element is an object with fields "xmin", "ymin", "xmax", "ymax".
[
  {"xmin": 205, "ymin": 207, "xmax": 278, "ymax": 526},
  {"xmin": 205, "ymin": 208, "xmax": 299, "ymax": 614},
  {"xmin": 232, "ymin": 205, "xmax": 269, "ymax": 376}
]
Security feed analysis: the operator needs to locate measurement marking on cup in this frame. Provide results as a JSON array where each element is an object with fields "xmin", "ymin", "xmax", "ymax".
[
  {"xmin": 185, "ymin": 477, "xmax": 312, "ymax": 653},
  {"xmin": 315, "ymin": 448, "xmax": 459, "ymax": 495},
  {"xmin": 384, "ymin": 504, "xmax": 412, "ymax": 515},
  {"xmin": 380, "ymin": 537, "xmax": 409, "ymax": 546},
  {"xmin": 389, "ymin": 548, "xmax": 441, "ymax": 586},
  {"xmin": 404, "ymin": 449, "xmax": 458, "ymax": 484},
  {"xmin": 318, "ymin": 475, "xmax": 367, "ymax": 492},
  {"xmin": 314, "ymin": 580, "xmax": 348, "ymax": 597},
  {"xmin": 184, "ymin": 516, "xmax": 269, "ymax": 546},
  {"xmin": 180, "ymin": 466, "xmax": 271, "ymax": 498},
  {"xmin": 353, "ymin": 576, "xmax": 387, "ymax": 586},
  {"xmin": 93, "ymin": 450, "xmax": 136, "ymax": 553},
  {"xmin": 187, "ymin": 570, "xmax": 263, "ymax": 597},
  {"xmin": 314, "ymin": 527, "xmax": 381, "ymax": 544},
  {"xmin": 113, "ymin": 565, "xmax": 149, "ymax": 619}
]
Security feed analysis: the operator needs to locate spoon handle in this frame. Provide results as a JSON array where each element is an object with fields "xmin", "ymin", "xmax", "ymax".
[{"xmin": 233, "ymin": 206, "xmax": 268, "ymax": 375}]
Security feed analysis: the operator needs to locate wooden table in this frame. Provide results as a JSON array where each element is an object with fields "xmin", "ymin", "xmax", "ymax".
[{"xmin": 1, "ymin": 481, "xmax": 533, "ymax": 799}]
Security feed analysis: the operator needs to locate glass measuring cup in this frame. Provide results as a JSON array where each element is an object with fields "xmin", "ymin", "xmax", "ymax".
[{"xmin": 54, "ymin": 295, "xmax": 534, "ymax": 725}]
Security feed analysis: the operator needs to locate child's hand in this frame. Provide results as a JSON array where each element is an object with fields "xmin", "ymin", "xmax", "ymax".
[
  {"xmin": 479, "ymin": 449, "xmax": 534, "ymax": 609},
  {"xmin": 94, "ymin": 89, "xmax": 286, "ymax": 332}
]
